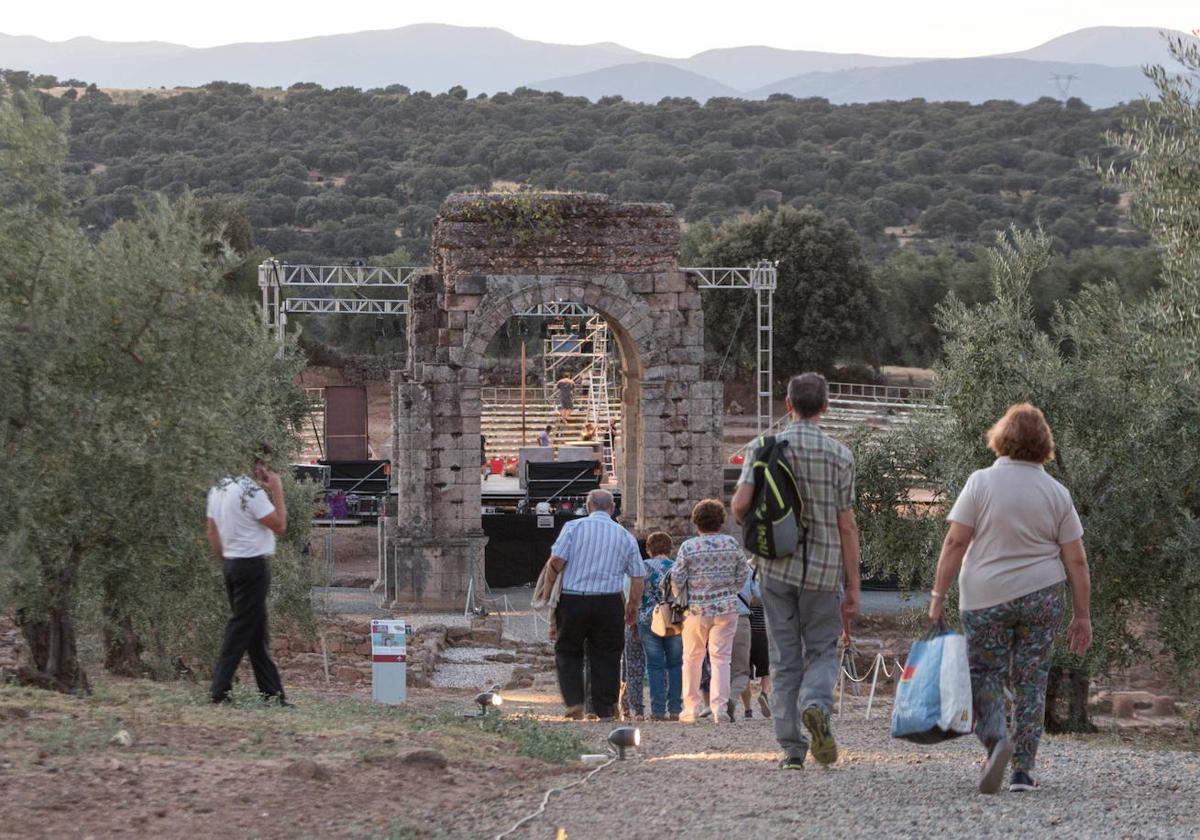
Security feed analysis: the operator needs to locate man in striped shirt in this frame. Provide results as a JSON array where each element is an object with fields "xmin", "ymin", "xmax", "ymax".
[{"xmin": 545, "ymin": 489, "xmax": 645, "ymax": 719}]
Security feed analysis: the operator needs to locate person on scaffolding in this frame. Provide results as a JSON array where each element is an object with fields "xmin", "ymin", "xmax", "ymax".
[{"xmin": 556, "ymin": 376, "xmax": 575, "ymax": 422}]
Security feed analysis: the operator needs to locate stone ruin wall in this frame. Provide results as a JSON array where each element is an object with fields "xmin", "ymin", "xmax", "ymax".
[{"xmin": 388, "ymin": 192, "xmax": 724, "ymax": 610}]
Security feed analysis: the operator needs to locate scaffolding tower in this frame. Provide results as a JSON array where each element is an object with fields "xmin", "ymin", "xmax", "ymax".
[{"xmin": 540, "ymin": 311, "xmax": 619, "ymax": 476}]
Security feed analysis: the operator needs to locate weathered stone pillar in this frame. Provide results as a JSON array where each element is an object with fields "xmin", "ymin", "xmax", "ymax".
[{"xmin": 388, "ymin": 370, "xmax": 486, "ymax": 611}]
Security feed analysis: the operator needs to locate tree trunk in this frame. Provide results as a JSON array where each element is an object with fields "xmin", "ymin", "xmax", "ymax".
[
  {"xmin": 103, "ymin": 609, "xmax": 146, "ymax": 678},
  {"xmin": 14, "ymin": 544, "xmax": 89, "ymax": 694},
  {"xmin": 15, "ymin": 605, "xmax": 89, "ymax": 694},
  {"xmin": 1044, "ymin": 663, "xmax": 1097, "ymax": 734}
]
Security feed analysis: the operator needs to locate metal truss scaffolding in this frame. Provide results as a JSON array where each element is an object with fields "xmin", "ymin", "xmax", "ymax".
[{"xmin": 259, "ymin": 258, "xmax": 778, "ymax": 433}]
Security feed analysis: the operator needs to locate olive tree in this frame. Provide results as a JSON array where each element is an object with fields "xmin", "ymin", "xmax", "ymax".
[{"xmin": 0, "ymin": 89, "xmax": 310, "ymax": 692}]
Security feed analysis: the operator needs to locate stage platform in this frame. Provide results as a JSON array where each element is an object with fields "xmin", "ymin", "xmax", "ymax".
[{"xmin": 480, "ymin": 475, "xmax": 621, "ymax": 511}]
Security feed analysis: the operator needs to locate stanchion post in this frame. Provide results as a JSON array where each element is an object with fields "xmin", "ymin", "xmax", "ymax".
[{"xmin": 866, "ymin": 653, "xmax": 883, "ymax": 720}]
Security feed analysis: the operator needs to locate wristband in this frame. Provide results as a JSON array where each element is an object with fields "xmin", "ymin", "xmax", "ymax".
[{"xmin": 930, "ymin": 590, "xmax": 945, "ymax": 599}]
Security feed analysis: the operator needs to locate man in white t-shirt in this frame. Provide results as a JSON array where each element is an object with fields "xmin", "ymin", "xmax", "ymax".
[{"xmin": 206, "ymin": 453, "xmax": 289, "ymax": 705}]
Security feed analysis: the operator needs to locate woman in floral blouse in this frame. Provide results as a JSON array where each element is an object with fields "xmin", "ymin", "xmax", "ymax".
[
  {"xmin": 672, "ymin": 499, "xmax": 752, "ymax": 723},
  {"xmin": 631, "ymin": 531, "xmax": 683, "ymax": 720}
]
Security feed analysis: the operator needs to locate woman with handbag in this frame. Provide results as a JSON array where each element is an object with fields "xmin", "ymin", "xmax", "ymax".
[
  {"xmin": 636, "ymin": 532, "xmax": 684, "ymax": 721},
  {"xmin": 673, "ymin": 499, "xmax": 752, "ymax": 724},
  {"xmin": 929, "ymin": 403, "xmax": 1093, "ymax": 794}
]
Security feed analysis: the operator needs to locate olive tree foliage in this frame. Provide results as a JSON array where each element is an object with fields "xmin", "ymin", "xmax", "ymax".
[
  {"xmin": 0, "ymin": 89, "xmax": 311, "ymax": 692},
  {"xmin": 854, "ymin": 37, "xmax": 1200, "ymax": 716},
  {"xmin": 857, "ymin": 225, "xmax": 1200, "ymax": 729}
]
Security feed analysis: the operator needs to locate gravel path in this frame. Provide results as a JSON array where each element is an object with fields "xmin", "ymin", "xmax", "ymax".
[{"xmin": 485, "ymin": 693, "xmax": 1200, "ymax": 839}]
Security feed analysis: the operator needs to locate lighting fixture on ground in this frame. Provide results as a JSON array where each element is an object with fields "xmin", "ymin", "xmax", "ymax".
[
  {"xmin": 474, "ymin": 690, "xmax": 503, "ymax": 717},
  {"xmin": 607, "ymin": 726, "xmax": 640, "ymax": 760}
]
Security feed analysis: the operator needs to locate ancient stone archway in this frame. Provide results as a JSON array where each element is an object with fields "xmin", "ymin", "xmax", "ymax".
[{"xmin": 388, "ymin": 193, "xmax": 724, "ymax": 610}]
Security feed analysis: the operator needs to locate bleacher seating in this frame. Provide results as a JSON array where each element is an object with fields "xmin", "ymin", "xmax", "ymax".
[{"xmin": 481, "ymin": 392, "xmax": 621, "ymax": 461}]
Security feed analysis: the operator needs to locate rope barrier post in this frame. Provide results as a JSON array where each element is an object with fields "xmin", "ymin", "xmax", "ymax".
[
  {"xmin": 866, "ymin": 653, "xmax": 884, "ymax": 720},
  {"xmin": 836, "ymin": 648, "xmax": 846, "ymax": 716}
]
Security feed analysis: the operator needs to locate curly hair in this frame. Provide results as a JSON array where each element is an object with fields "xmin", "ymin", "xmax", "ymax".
[
  {"xmin": 986, "ymin": 403, "xmax": 1055, "ymax": 464},
  {"xmin": 691, "ymin": 499, "xmax": 727, "ymax": 533},
  {"xmin": 645, "ymin": 531, "xmax": 673, "ymax": 557}
]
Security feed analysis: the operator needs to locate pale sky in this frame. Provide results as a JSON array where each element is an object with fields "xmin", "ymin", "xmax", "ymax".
[{"xmin": 4, "ymin": 0, "xmax": 1196, "ymax": 57}]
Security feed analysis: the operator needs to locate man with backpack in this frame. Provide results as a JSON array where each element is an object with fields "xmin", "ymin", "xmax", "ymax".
[{"xmin": 732, "ymin": 373, "xmax": 861, "ymax": 770}]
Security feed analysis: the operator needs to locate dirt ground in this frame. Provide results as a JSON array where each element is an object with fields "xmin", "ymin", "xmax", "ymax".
[
  {"xmin": 3, "ymin": 673, "xmax": 1192, "ymax": 840},
  {"xmin": 2, "ymin": 601, "xmax": 1196, "ymax": 840},
  {"xmin": 0, "ymin": 678, "xmax": 582, "ymax": 840}
]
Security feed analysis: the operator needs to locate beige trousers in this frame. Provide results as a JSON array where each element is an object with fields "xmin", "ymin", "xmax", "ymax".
[{"xmin": 681, "ymin": 612, "xmax": 739, "ymax": 720}]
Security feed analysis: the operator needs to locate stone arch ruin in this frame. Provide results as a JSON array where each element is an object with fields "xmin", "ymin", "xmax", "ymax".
[{"xmin": 388, "ymin": 193, "xmax": 724, "ymax": 609}]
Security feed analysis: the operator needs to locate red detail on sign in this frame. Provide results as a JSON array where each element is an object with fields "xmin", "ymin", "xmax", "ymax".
[
  {"xmin": 372, "ymin": 654, "xmax": 407, "ymax": 663},
  {"xmin": 901, "ymin": 665, "xmax": 917, "ymax": 682}
]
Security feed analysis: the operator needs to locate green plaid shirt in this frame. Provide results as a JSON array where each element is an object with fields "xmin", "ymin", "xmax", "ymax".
[{"xmin": 737, "ymin": 419, "xmax": 856, "ymax": 591}]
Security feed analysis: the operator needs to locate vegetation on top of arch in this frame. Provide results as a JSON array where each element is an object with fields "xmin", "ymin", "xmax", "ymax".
[{"xmin": 450, "ymin": 188, "xmax": 572, "ymax": 244}]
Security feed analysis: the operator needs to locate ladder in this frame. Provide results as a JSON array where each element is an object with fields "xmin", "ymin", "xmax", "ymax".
[{"xmin": 584, "ymin": 316, "xmax": 617, "ymax": 478}]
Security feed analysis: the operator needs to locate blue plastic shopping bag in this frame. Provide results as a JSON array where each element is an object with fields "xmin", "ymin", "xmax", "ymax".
[{"xmin": 890, "ymin": 621, "xmax": 974, "ymax": 743}]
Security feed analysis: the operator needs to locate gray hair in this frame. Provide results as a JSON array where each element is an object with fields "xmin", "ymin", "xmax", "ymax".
[
  {"xmin": 787, "ymin": 373, "xmax": 828, "ymax": 418},
  {"xmin": 586, "ymin": 488, "xmax": 615, "ymax": 512}
]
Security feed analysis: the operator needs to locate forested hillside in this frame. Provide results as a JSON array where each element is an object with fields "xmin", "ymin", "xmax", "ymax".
[{"xmin": 35, "ymin": 79, "xmax": 1146, "ymax": 266}]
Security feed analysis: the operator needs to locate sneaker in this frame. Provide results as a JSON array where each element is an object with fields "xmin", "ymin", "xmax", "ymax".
[
  {"xmin": 1009, "ymin": 770, "xmax": 1038, "ymax": 792},
  {"xmin": 725, "ymin": 700, "xmax": 737, "ymax": 722},
  {"xmin": 758, "ymin": 693, "xmax": 772, "ymax": 718},
  {"xmin": 801, "ymin": 705, "xmax": 838, "ymax": 766},
  {"xmin": 678, "ymin": 712, "xmax": 698, "ymax": 723},
  {"xmin": 668, "ymin": 712, "xmax": 680, "ymax": 722},
  {"xmin": 744, "ymin": 709, "xmax": 753, "ymax": 720},
  {"xmin": 979, "ymin": 739, "xmax": 1013, "ymax": 794},
  {"xmin": 650, "ymin": 714, "xmax": 669, "ymax": 722},
  {"xmin": 699, "ymin": 707, "xmax": 712, "ymax": 719},
  {"xmin": 779, "ymin": 755, "xmax": 805, "ymax": 770},
  {"xmin": 563, "ymin": 705, "xmax": 585, "ymax": 720}
]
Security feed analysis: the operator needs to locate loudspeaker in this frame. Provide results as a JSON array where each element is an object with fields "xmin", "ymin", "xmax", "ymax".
[
  {"xmin": 319, "ymin": 459, "xmax": 389, "ymax": 496},
  {"xmin": 525, "ymin": 460, "xmax": 601, "ymax": 502}
]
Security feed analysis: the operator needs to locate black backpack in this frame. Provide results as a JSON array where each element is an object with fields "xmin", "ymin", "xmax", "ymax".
[{"xmin": 742, "ymin": 436, "xmax": 808, "ymax": 583}]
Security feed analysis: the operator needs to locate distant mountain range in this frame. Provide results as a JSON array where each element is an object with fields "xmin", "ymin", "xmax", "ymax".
[{"xmin": 1, "ymin": 24, "xmax": 1195, "ymax": 106}]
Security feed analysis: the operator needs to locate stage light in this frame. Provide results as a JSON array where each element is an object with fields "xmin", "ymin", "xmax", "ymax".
[
  {"xmin": 607, "ymin": 726, "xmax": 640, "ymax": 760},
  {"xmin": 474, "ymin": 690, "xmax": 503, "ymax": 716}
]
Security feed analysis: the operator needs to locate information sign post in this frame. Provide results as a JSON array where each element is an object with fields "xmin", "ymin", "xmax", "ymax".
[{"xmin": 371, "ymin": 619, "xmax": 410, "ymax": 705}]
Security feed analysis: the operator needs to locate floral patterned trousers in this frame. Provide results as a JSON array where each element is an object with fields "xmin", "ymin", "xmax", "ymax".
[
  {"xmin": 620, "ymin": 624, "xmax": 646, "ymax": 717},
  {"xmin": 960, "ymin": 583, "xmax": 1065, "ymax": 773}
]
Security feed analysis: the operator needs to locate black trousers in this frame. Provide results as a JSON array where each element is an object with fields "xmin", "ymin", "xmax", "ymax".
[
  {"xmin": 555, "ymin": 593, "xmax": 625, "ymax": 717},
  {"xmin": 210, "ymin": 556, "xmax": 284, "ymax": 702}
]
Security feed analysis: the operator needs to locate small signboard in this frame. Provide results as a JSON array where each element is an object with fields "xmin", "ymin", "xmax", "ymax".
[
  {"xmin": 536, "ymin": 515, "xmax": 555, "ymax": 528},
  {"xmin": 371, "ymin": 619, "xmax": 410, "ymax": 704}
]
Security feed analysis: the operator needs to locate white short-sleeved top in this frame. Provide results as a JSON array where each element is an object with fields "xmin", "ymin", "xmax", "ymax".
[
  {"xmin": 206, "ymin": 476, "xmax": 276, "ymax": 559},
  {"xmin": 947, "ymin": 457, "xmax": 1083, "ymax": 611}
]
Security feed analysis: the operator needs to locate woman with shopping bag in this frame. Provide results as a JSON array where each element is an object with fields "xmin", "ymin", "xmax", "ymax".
[{"xmin": 928, "ymin": 403, "xmax": 1093, "ymax": 794}]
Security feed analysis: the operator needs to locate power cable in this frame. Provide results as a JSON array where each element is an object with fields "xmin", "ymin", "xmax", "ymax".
[
  {"xmin": 715, "ymin": 293, "xmax": 754, "ymax": 383},
  {"xmin": 493, "ymin": 751, "xmax": 618, "ymax": 840}
]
